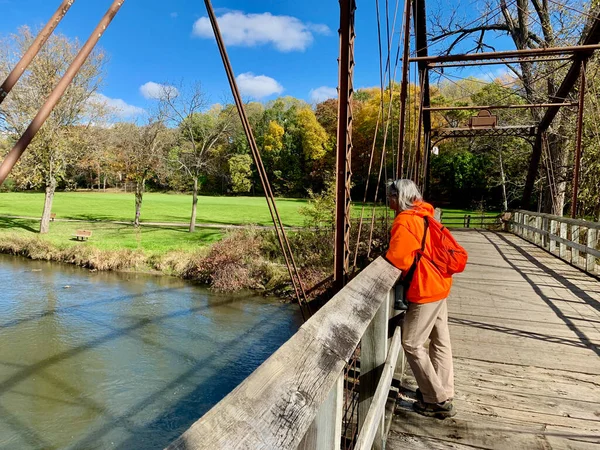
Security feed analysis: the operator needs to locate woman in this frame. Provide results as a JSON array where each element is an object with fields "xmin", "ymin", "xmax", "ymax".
[{"xmin": 386, "ymin": 179, "xmax": 456, "ymax": 419}]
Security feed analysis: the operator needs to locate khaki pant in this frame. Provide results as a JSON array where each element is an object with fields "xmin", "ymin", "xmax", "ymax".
[{"xmin": 402, "ymin": 299, "xmax": 454, "ymax": 404}]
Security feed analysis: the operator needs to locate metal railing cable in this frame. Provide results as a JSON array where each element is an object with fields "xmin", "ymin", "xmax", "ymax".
[{"xmin": 203, "ymin": 0, "xmax": 310, "ymax": 320}]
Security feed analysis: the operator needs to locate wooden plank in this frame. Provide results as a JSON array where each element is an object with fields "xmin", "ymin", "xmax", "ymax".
[
  {"xmin": 550, "ymin": 219, "xmax": 558, "ymax": 253},
  {"xmin": 358, "ymin": 291, "xmax": 390, "ymax": 450},
  {"xmin": 298, "ymin": 373, "xmax": 343, "ymax": 450},
  {"xmin": 588, "ymin": 228, "xmax": 597, "ymax": 274},
  {"xmin": 572, "ymin": 225, "xmax": 581, "ymax": 268},
  {"xmin": 389, "ymin": 230, "xmax": 600, "ymax": 450},
  {"xmin": 534, "ymin": 216, "xmax": 542, "ymax": 245},
  {"xmin": 560, "ymin": 222, "xmax": 568, "ymax": 260},
  {"xmin": 513, "ymin": 210, "xmax": 600, "ymax": 230},
  {"xmin": 166, "ymin": 257, "xmax": 401, "ymax": 450},
  {"xmin": 355, "ymin": 326, "xmax": 403, "ymax": 450}
]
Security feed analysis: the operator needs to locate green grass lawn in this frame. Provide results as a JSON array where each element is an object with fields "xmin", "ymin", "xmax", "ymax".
[
  {"xmin": 0, "ymin": 192, "xmax": 501, "ymax": 253},
  {"xmin": 0, "ymin": 192, "xmax": 309, "ymax": 227},
  {"xmin": 0, "ymin": 218, "xmax": 223, "ymax": 252}
]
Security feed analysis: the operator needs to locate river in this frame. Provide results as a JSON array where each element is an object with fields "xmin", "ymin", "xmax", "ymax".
[{"xmin": 0, "ymin": 254, "xmax": 303, "ymax": 449}]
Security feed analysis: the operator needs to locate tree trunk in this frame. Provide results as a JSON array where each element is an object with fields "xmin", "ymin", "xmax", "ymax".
[
  {"xmin": 134, "ymin": 179, "xmax": 144, "ymax": 228},
  {"xmin": 103, "ymin": 176, "xmax": 106, "ymax": 192},
  {"xmin": 189, "ymin": 178, "xmax": 198, "ymax": 232},
  {"xmin": 97, "ymin": 167, "xmax": 101, "ymax": 191},
  {"xmin": 40, "ymin": 178, "xmax": 57, "ymax": 234}
]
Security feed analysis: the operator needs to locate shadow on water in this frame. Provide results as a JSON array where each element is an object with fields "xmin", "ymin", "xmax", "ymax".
[
  {"xmin": 0, "ymin": 287, "xmax": 184, "ymax": 330},
  {"xmin": 67, "ymin": 307, "xmax": 290, "ymax": 450}
]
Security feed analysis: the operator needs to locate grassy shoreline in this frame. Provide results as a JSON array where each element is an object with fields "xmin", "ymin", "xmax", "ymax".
[{"xmin": 0, "ymin": 228, "xmax": 314, "ymax": 298}]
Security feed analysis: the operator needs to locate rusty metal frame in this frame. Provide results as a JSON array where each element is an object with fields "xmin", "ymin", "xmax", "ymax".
[
  {"xmin": 426, "ymin": 103, "xmax": 578, "ymax": 111},
  {"xmin": 334, "ymin": 0, "xmax": 356, "ymax": 290},
  {"xmin": 571, "ymin": 62, "xmax": 586, "ymax": 219},
  {"xmin": 0, "ymin": 0, "xmax": 125, "ymax": 187},
  {"xmin": 409, "ymin": 0, "xmax": 600, "ymax": 207},
  {"xmin": 431, "ymin": 125, "xmax": 537, "ymax": 143},
  {"xmin": 396, "ymin": 0, "xmax": 412, "ymax": 179},
  {"xmin": 0, "ymin": 0, "xmax": 76, "ymax": 105}
]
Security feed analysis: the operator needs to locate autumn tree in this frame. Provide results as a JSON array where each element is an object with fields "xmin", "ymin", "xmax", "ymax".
[
  {"xmin": 0, "ymin": 27, "xmax": 106, "ymax": 233},
  {"xmin": 157, "ymin": 83, "xmax": 236, "ymax": 232},
  {"xmin": 111, "ymin": 120, "xmax": 174, "ymax": 227}
]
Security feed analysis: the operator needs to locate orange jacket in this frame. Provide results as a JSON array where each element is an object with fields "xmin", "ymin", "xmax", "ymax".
[{"xmin": 386, "ymin": 201, "xmax": 452, "ymax": 304}]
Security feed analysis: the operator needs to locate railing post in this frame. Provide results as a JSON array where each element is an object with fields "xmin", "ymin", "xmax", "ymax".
[
  {"xmin": 587, "ymin": 228, "xmax": 597, "ymax": 274},
  {"xmin": 535, "ymin": 216, "xmax": 542, "ymax": 246},
  {"xmin": 572, "ymin": 225, "xmax": 580, "ymax": 268},
  {"xmin": 358, "ymin": 289, "xmax": 390, "ymax": 450},
  {"xmin": 298, "ymin": 373, "xmax": 344, "ymax": 450},
  {"xmin": 516, "ymin": 212, "xmax": 523, "ymax": 236},
  {"xmin": 560, "ymin": 222, "xmax": 568, "ymax": 261},
  {"xmin": 542, "ymin": 217, "xmax": 549, "ymax": 248},
  {"xmin": 550, "ymin": 220, "xmax": 557, "ymax": 253},
  {"xmin": 524, "ymin": 214, "xmax": 530, "ymax": 240}
]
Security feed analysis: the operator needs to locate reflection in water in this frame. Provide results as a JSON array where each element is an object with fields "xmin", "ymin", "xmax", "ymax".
[{"xmin": 0, "ymin": 255, "xmax": 302, "ymax": 449}]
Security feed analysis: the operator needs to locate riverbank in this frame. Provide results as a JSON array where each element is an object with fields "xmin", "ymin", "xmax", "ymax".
[{"xmin": 0, "ymin": 228, "xmax": 331, "ymax": 299}]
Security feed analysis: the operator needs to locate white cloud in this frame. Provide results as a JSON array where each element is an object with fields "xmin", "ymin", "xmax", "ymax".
[
  {"xmin": 309, "ymin": 86, "xmax": 337, "ymax": 103},
  {"xmin": 140, "ymin": 82, "xmax": 179, "ymax": 100},
  {"xmin": 90, "ymin": 93, "xmax": 146, "ymax": 118},
  {"xmin": 192, "ymin": 11, "xmax": 330, "ymax": 52},
  {"xmin": 236, "ymin": 73, "xmax": 284, "ymax": 99}
]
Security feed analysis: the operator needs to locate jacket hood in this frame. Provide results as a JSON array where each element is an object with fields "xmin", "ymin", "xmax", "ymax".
[{"xmin": 400, "ymin": 201, "xmax": 435, "ymax": 218}]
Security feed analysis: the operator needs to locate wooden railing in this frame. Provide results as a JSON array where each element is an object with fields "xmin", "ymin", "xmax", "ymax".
[
  {"xmin": 166, "ymin": 257, "xmax": 402, "ymax": 450},
  {"xmin": 511, "ymin": 210, "xmax": 600, "ymax": 276}
]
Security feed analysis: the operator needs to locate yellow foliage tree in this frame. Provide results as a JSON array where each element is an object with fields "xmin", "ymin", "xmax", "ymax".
[
  {"xmin": 297, "ymin": 108, "xmax": 329, "ymax": 160},
  {"xmin": 263, "ymin": 120, "xmax": 284, "ymax": 153}
]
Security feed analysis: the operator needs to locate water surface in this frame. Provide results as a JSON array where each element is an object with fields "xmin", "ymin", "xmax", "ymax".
[{"xmin": 0, "ymin": 255, "xmax": 302, "ymax": 449}]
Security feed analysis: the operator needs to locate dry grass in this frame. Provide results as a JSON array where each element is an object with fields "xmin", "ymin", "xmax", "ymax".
[{"xmin": 0, "ymin": 223, "xmax": 385, "ymax": 299}]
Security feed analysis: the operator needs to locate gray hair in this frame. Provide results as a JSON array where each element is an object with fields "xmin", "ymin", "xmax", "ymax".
[{"xmin": 387, "ymin": 179, "xmax": 423, "ymax": 211}]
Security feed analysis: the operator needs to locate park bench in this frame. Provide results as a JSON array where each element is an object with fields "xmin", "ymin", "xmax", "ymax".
[
  {"xmin": 50, "ymin": 213, "xmax": 56, "ymax": 222},
  {"xmin": 469, "ymin": 109, "xmax": 497, "ymax": 128},
  {"xmin": 74, "ymin": 230, "xmax": 92, "ymax": 241}
]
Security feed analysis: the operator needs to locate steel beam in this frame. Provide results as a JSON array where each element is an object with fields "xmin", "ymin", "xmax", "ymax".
[
  {"xmin": 0, "ymin": 0, "xmax": 76, "ymax": 105},
  {"xmin": 413, "ymin": 0, "xmax": 431, "ymax": 194},
  {"xmin": 0, "ymin": 0, "xmax": 125, "ymax": 187},
  {"xmin": 425, "ymin": 103, "xmax": 578, "ymax": 111},
  {"xmin": 411, "ymin": 44, "xmax": 600, "ymax": 64},
  {"xmin": 571, "ymin": 63, "xmax": 586, "ymax": 218},
  {"xmin": 428, "ymin": 56, "xmax": 572, "ymax": 69},
  {"xmin": 523, "ymin": 10, "xmax": 600, "ymax": 207},
  {"xmin": 334, "ymin": 0, "xmax": 356, "ymax": 289},
  {"xmin": 396, "ymin": 0, "xmax": 412, "ymax": 179}
]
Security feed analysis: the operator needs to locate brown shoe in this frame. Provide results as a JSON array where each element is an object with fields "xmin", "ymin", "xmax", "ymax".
[{"xmin": 413, "ymin": 399, "xmax": 457, "ymax": 419}]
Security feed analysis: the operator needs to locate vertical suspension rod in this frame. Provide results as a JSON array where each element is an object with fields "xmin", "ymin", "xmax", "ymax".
[
  {"xmin": 571, "ymin": 61, "xmax": 586, "ymax": 218},
  {"xmin": 0, "ymin": 0, "xmax": 76, "ymax": 105},
  {"xmin": 414, "ymin": 69, "xmax": 425, "ymax": 186},
  {"xmin": 334, "ymin": 0, "xmax": 356, "ymax": 290},
  {"xmin": 0, "ymin": 0, "xmax": 125, "ymax": 187},
  {"xmin": 396, "ymin": 0, "xmax": 412, "ymax": 179},
  {"xmin": 203, "ymin": 0, "xmax": 308, "ymax": 316}
]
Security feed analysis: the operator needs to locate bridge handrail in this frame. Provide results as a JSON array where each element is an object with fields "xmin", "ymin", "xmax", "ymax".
[
  {"xmin": 513, "ymin": 209, "xmax": 600, "ymax": 230},
  {"xmin": 511, "ymin": 210, "xmax": 599, "ymax": 276},
  {"xmin": 166, "ymin": 257, "xmax": 402, "ymax": 450}
]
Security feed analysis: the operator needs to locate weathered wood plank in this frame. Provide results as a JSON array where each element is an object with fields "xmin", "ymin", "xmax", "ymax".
[
  {"xmin": 298, "ymin": 372, "xmax": 343, "ymax": 450},
  {"xmin": 166, "ymin": 257, "xmax": 401, "ymax": 450},
  {"xmin": 355, "ymin": 326, "xmax": 403, "ymax": 450},
  {"xmin": 358, "ymin": 291, "xmax": 390, "ymax": 450},
  {"xmin": 388, "ymin": 230, "xmax": 600, "ymax": 450}
]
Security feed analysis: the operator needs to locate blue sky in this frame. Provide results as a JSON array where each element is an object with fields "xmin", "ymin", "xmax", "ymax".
[{"xmin": 0, "ymin": 0, "xmax": 516, "ymax": 120}]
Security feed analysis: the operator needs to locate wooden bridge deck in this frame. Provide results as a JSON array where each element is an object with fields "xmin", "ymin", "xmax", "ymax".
[{"xmin": 389, "ymin": 230, "xmax": 600, "ymax": 450}]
